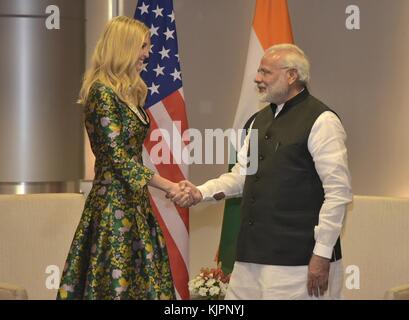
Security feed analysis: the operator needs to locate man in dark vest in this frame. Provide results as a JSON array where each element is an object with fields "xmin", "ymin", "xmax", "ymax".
[{"xmin": 171, "ymin": 44, "xmax": 352, "ymax": 299}]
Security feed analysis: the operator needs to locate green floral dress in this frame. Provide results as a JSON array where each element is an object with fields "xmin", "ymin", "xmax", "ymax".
[{"xmin": 57, "ymin": 82, "xmax": 175, "ymax": 300}]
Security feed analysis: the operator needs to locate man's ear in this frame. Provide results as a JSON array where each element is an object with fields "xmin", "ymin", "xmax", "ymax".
[{"xmin": 287, "ymin": 69, "xmax": 298, "ymax": 85}]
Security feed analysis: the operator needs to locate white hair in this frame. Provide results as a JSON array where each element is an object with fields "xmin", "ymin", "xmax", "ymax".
[{"xmin": 265, "ymin": 44, "xmax": 310, "ymax": 85}]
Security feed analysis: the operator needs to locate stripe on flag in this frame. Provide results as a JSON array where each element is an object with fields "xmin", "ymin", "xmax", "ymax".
[{"xmin": 135, "ymin": 0, "xmax": 190, "ymax": 299}]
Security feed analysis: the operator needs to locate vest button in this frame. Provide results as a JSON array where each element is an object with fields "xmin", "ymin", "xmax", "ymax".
[
  {"xmin": 248, "ymin": 219, "xmax": 254, "ymax": 225},
  {"xmin": 259, "ymin": 155, "xmax": 264, "ymax": 161},
  {"xmin": 264, "ymin": 135, "xmax": 269, "ymax": 140}
]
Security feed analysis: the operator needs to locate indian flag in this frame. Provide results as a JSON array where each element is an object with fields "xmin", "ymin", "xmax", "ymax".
[{"xmin": 218, "ymin": 0, "xmax": 294, "ymax": 275}]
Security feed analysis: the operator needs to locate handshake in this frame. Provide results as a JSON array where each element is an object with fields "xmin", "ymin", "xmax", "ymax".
[{"xmin": 166, "ymin": 180, "xmax": 203, "ymax": 208}]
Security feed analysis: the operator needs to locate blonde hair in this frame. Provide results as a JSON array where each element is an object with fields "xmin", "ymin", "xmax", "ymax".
[
  {"xmin": 78, "ymin": 16, "xmax": 149, "ymax": 106},
  {"xmin": 266, "ymin": 43, "xmax": 310, "ymax": 85}
]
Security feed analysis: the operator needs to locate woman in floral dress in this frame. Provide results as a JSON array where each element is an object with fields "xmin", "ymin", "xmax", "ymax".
[{"xmin": 57, "ymin": 16, "xmax": 187, "ymax": 300}]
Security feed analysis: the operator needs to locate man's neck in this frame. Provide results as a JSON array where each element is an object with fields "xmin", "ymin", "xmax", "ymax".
[{"xmin": 285, "ymin": 85, "xmax": 305, "ymax": 103}]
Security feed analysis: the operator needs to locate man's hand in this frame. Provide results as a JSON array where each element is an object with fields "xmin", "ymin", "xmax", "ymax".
[
  {"xmin": 307, "ymin": 254, "xmax": 330, "ymax": 297},
  {"xmin": 167, "ymin": 180, "xmax": 203, "ymax": 208},
  {"xmin": 165, "ymin": 182, "xmax": 193, "ymax": 207}
]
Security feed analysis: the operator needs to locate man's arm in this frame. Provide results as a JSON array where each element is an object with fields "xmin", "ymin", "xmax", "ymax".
[
  {"xmin": 307, "ymin": 111, "xmax": 353, "ymax": 296},
  {"xmin": 309, "ymin": 111, "xmax": 353, "ymax": 258},
  {"xmin": 171, "ymin": 123, "xmax": 255, "ymax": 207}
]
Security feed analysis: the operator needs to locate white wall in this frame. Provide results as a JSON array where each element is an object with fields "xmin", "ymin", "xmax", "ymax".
[{"xmin": 289, "ymin": 0, "xmax": 409, "ymax": 197}]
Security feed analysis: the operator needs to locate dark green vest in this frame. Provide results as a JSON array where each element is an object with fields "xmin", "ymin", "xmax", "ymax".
[{"xmin": 236, "ymin": 88, "xmax": 342, "ymax": 266}]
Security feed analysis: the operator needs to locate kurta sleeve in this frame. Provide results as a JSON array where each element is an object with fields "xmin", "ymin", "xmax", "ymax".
[{"xmin": 308, "ymin": 111, "xmax": 353, "ymax": 259}]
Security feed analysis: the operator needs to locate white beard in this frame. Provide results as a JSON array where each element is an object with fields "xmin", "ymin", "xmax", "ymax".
[{"xmin": 258, "ymin": 77, "xmax": 290, "ymax": 105}]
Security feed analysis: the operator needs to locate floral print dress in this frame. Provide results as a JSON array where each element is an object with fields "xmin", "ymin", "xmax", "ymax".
[{"xmin": 57, "ymin": 82, "xmax": 175, "ymax": 300}]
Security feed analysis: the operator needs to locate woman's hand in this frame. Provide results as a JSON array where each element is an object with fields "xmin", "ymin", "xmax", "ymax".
[{"xmin": 148, "ymin": 174, "xmax": 195, "ymax": 208}]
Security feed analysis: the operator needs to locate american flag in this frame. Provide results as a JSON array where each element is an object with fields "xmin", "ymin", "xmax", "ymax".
[{"xmin": 134, "ymin": 0, "xmax": 189, "ymax": 300}]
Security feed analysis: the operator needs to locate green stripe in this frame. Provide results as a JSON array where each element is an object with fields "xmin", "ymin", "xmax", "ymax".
[{"xmin": 218, "ymin": 163, "xmax": 242, "ymax": 275}]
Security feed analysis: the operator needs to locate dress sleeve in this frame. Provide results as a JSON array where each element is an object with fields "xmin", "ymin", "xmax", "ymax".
[{"xmin": 89, "ymin": 85, "xmax": 154, "ymax": 193}]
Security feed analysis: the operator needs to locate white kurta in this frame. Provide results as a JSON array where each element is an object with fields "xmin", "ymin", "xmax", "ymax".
[
  {"xmin": 197, "ymin": 103, "xmax": 353, "ymax": 300},
  {"xmin": 225, "ymin": 260, "xmax": 344, "ymax": 300}
]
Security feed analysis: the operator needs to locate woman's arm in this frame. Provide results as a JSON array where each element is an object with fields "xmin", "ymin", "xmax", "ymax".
[{"xmin": 148, "ymin": 173, "xmax": 179, "ymax": 195}]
